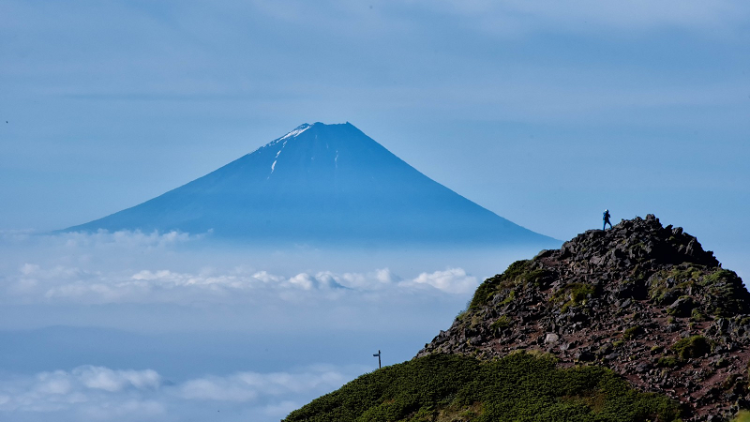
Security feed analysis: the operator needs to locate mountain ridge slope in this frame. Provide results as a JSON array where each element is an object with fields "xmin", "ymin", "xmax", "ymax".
[
  {"xmin": 419, "ymin": 214, "xmax": 750, "ymax": 420},
  {"xmin": 285, "ymin": 215, "xmax": 750, "ymax": 422}
]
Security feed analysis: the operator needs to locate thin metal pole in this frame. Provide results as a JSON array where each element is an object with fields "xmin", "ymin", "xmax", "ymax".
[{"xmin": 373, "ymin": 350, "xmax": 381, "ymax": 369}]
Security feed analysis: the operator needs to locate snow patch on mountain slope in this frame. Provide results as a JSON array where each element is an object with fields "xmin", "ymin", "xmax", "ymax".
[
  {"xmin": 279, "ymin": 124, "xmax": 311, "ymax": 141},
  {"xmin": 269, "ymin": 140, "xmax": 288, "ymax": 177}
]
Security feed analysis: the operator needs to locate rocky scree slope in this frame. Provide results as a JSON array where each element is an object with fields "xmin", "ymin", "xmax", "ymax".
[{"xmin": 419, "ymin": 215, "xmax": 750, "ymax": 421}]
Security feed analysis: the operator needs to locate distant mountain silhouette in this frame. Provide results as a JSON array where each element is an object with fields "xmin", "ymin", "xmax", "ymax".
[{"xmin": 66, "ymin": 122, "xmax": 557, "ymax": 246}]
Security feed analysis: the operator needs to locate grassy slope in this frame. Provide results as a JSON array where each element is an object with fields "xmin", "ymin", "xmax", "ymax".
[{"xmin": 285, "ymin": 352, "xmax": 681, "ymax": 422}]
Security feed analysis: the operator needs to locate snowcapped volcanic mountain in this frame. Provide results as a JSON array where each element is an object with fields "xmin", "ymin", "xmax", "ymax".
[{"xmin": 67, "ymin": 122, "xmax": 556, "ymax": 246}]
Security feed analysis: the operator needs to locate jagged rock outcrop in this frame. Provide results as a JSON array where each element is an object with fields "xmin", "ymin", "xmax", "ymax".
[{"xmin": 418, "ymin": 215, "xmax": 750, "ymax": 421}]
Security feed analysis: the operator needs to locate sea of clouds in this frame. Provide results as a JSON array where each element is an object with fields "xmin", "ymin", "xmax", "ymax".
[
  {"xmin": 0, "ymin": 230, "xmax": 530, "ymax": 422},
  {"xmin": 1, "ymin": 230, "xmax": 482, "ymax": 305},
  {"xmin": 0, "ymin": 363, "xmax": 368, "ymax": 422},
  {"xmin": 7, "ymin": 251, "xmax": 478, "ymax": 306}
]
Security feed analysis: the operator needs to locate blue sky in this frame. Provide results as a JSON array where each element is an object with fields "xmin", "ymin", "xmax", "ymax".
[
  {"xmin": 1, "ymin": 1, "xmax": 750, "ymax": 420},
  {"xmin": 3, "ymin": 0, "xmax": 749, "ymax": 245}
]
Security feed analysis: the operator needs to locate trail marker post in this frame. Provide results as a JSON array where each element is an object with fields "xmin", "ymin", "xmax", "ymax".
[{"xmin": 373, "ymin": 350, "xmax": 381, "ymax": 369}]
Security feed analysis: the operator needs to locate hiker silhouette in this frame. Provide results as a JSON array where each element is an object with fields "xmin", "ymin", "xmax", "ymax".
[{"xmin": 603, "ymin": 210, "xmax": 613, "ymax": 230}]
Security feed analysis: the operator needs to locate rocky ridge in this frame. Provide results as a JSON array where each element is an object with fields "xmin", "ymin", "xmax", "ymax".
[{"xmin": 418, "ymin": 215, "xmax": 750, "ymax": 421}]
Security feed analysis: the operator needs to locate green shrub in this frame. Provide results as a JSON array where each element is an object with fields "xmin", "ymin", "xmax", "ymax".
[
  {"xmin": 657, "ymin": 356, "xmax": 679, "ymax": 368},
  {"xmin": 498, "ymin": 290, "xmax": 516, "ymax": 307},
  {"xmin": 522, "ymin": 268, "xmax": 555, "ymax": 288},
  {"xmin": 469, "ymin": 260, "xmax": 530, "ymax": 310},
  {"xmin": 553, "ymin": 282, "xmax": 599, "ymax": 313},
  {"xmin": 623, "ymin": 326, "xmax": 643, "ymax": 340},
  {"xmin": 648, "ymin": 267, "xmax": 750, "ymax": 317},
  {"xmin": 468, "ymin": 261, "xmax": 556, "ymax": 311},
  {"xmin": 570, "ymin": 284, "xmax": 595, "ymax": 302},
  {"xmin": 648, "ymin": 266, "xmax": 702, "ymax": 304},
  {"xmin": 671, "ymin": 336, "xmax": 712, "ymax": 360},
  {"xmin": 491, "ymin": 315, "xmax": 512, "ymax": 330},
  {"xmin": 690, "ymin": 308, "xmax": 705, "ymax": 322},
  {"xmin": 702, "ymin": 270, "xmax": 750, "ymax": 316}
]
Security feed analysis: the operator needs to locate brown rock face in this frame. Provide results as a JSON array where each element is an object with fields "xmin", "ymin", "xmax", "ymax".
[{"xmin": 418, "ymin": 215, "xmax": 750, "ymax": 421}]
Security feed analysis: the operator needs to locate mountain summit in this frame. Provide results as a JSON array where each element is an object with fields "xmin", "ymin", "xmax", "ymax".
[
  {"xmin": 67, "ymin": 122, "xmax": 555, "ymax": 246},
  {"xmin": 418, "ymin": 215, "xmax": 750, "ymax": 420},
  {"xmin": 286, "ymin": 216, "xmax": 750, "ymax": 422}
]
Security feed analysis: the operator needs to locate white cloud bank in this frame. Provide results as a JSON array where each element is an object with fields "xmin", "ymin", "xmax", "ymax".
[
  {"xmin": 408, "ymin": 268, "xmax": 478, "ymax": 294},
  {"xmin": 0, "ymin": 364, "xmax": 363, "ymax": 422},
  {"xmin": 0, "ymin": 231, "xmax": 479, "ymax": 305},
  {"xmin": 0, "ymin": 229, "xmax": 518, "ymax": 336},
  {"xmin": 5, "ymin": 263, "xmax": 477, "ymax": 305}
]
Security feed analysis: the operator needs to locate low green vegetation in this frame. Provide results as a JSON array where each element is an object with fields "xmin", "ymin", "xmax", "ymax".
[
  {"xmin": 552, "ymin": 282, "xmax": 599, "ymax": 313},
  {"xmin": 648, "ymin": 266, "xmax": 701, "ymax": 304},
  {"xmin": 702, "ymin": 270, "xmax": 750, "ymax": 316},
  {"xmin": 657, "ymin": 356, "xmax": 679, "ymax": 368},
  {"xmin": 491, "ymin": 315, "xmax": 512, "ymax": 330},
  {"xmin": 647, "ymin": 267, "xmax": 750, "ymax": 317},
  {"xmin": 623, "ymin": 326, "xmax": 643, "ymax": 340},
  {"xmin": 690, "ymin": 308, "xmax": 706, "ymax": 322},
  {"xmin": 285, "ymin": 352, "xmax": 681, "ymax": 422},
  {"xmin": 469, "ymin": 260, "xmax": 529, "ymax": 310},
  {"xmin": 497, "ymin": 289, "xmax": 516, "ymax": 307},
  {"xmin": 671, "ymin": 336, "xmax": 712, "ymax": 360},
  {"xmin": 628, "ymin": 265, "xmax": 649, "ymax": 285},
  {"xmin": 469, "ymin": 260, "xmax": 555, "ymax": 311}
]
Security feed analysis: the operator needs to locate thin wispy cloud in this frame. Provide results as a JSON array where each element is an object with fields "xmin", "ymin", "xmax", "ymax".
[
  {"xmin": 410, "ymin": 0, "xmax": 750, "ymax": 35},
  {"xmin": 0, "ymin": 229, "xmax": 201, "ymax": 251}
]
